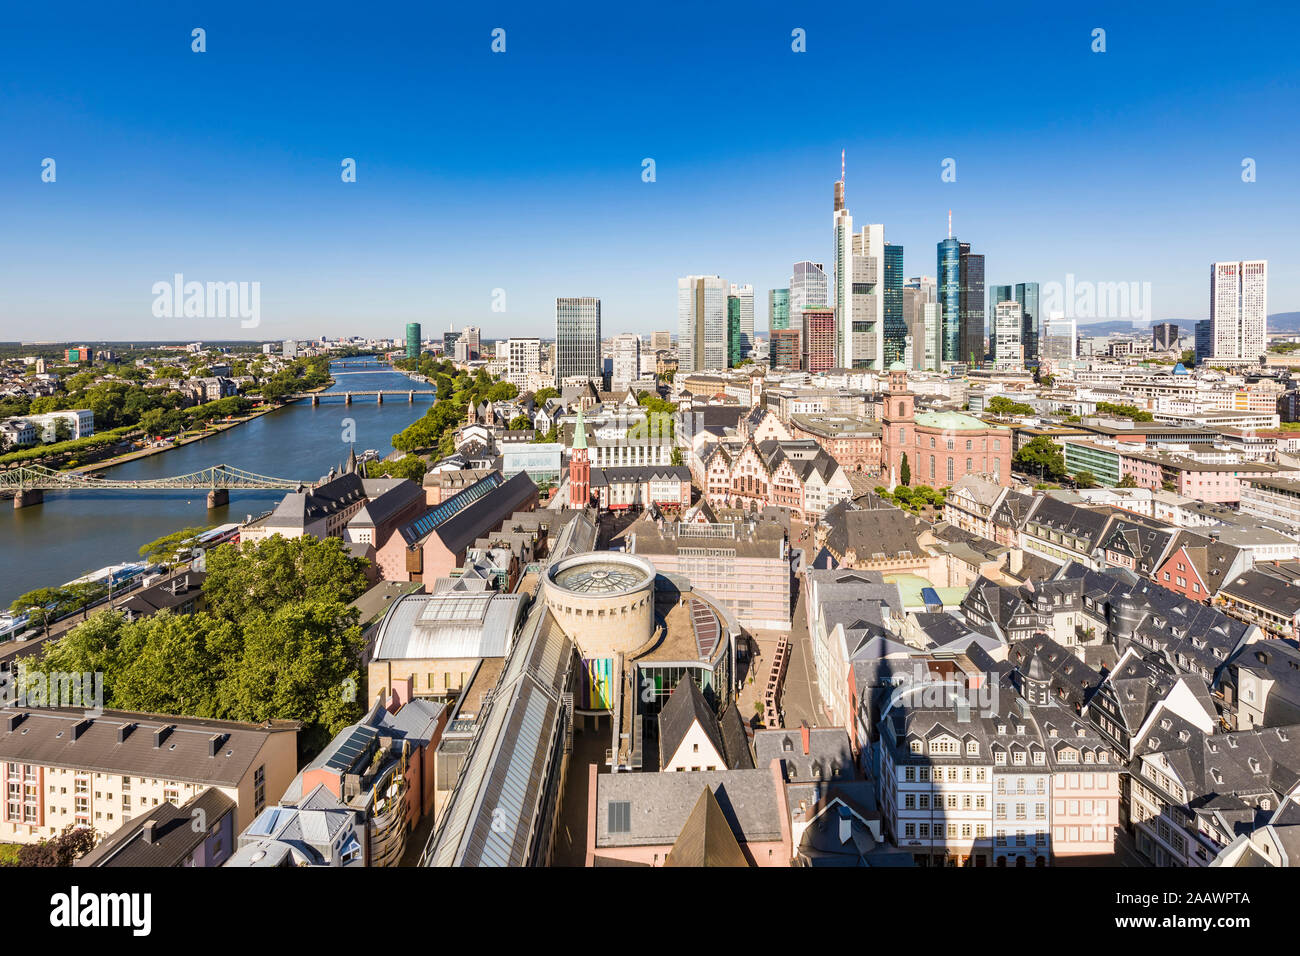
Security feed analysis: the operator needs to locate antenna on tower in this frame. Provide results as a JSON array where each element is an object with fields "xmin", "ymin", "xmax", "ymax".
[
  {"xmin": 841, "ymin": 149, "xmax": 845, "ymax": 183},
  {"xmin": 948, "ymin": 210, "xmax": 952, "ymax": 239}
]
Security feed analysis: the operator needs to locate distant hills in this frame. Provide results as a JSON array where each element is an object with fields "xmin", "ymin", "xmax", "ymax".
[{"xmin": 1070, "ymin": 313, "xmax": 1300, "ymax": 335}]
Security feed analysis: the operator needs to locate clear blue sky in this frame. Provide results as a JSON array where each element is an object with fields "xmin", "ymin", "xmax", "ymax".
[{"xmin": 1, "ymin": 1, "xmax": 1297, "ymax": 341}]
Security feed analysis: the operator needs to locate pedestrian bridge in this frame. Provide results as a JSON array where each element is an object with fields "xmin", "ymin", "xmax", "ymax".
[
  {"xmin": 287, "ymin": 389, "xmax": 435, "ymax": 405},
  {"xmin": 0, "ymin": 463, "xmax": 310, "ymax": 510}
]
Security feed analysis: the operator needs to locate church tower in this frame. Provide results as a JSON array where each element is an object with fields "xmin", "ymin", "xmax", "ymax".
[
  {"xmin": 568, "ymin": 406, "xmax": 591, "ymax": 508},
  {"xmin": 881, "ymin": 361, "xmax": 914, "ymax": 489}
]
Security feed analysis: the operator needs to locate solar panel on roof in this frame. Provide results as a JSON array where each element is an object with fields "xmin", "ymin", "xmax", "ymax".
[{"xmin": 324, "ymin": 724, "xmax": 378, "ymax": 772}]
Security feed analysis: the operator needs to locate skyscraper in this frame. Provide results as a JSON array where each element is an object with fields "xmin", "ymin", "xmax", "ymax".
[
  {"xmin": 959, "ymin": 243, "xmax": 986, "ymax": 367},
  {"xmin": 506, "ymin": 337, "xmax": 542, "ymax": 390},
  {"xmin": 883, "ymin": 244, "xmax": 906, "ymax": 368},
  {"xmin": 802, "ymin": 306, "xmax": 836, "ymax": 373},
  {"xmin": 678, "ymin": 275, "xmax": 727, "ymax": 372},
  {"xmin": 790, "ymin": 261, "xmax": 828, "ymax": 324},
  {"xmin": 771, "ymin": 328, "xmax": 801, "ymax": 369},
  {"xmin": 1041, "ymin": 313, "xmax": 1076, "ymax": 362},
  {"xmin": 937, "ymin": 238, "xmax": 961, "ymax": 364},
  {"xmin": 988, "ymin": 286, "xmax": 1012, "ymax": 364},
  {"xmin": 992, "ymin": 300, "xmax": 1023, "ymax": 369},
  {"xmin": 727, "ymin": 294, "xmax": 742, "ymax": 367},
  {"xmin": 730, "ymin": 283, "xmax": 754, "ymax": 357},
  {"xmin": 832, "ymin": 162, "xmax": 889, "ymax": 370},
  {"xmin": 1210, "ymin": 260, "xmax": 1268, "ymax": 364},
  {"xmin": 1152, "ymin": 322, "xmax": 1179, "ymax": 351},
  {"xmin": 555, "ymin": 297, "xmax": 602, "ymax": 385},
  {"xmin": 769, "ymin": 288, "xmax": 790, "ymax": 331},
  {"xmin": 1015, "ymin": 282, "xmax": 1041, "ymax": 364},
  {"xmin": 405, "ymin": 322, "xmax": 421, "ymax": 360}
]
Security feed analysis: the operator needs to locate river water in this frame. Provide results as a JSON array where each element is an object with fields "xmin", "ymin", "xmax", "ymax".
[{"xmin": 0, "ymin": 358, "xmax": 434, "ymax": 605}]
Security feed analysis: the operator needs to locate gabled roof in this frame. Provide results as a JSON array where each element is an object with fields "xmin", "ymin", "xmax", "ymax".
[
  {"xmin": 664, "ymin": 787, "xmax": 751, "ymax": 867},
  {"xmin": 659, "ymin": 678, "xmax": 726, "ymax": 768}
]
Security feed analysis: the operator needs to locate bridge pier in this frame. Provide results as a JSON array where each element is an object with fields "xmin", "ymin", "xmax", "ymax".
[
  {"xmin": 311, "ymin": 394, "xmax": 319, "ymax": 406},
  {"xmin": 13, "ymin": 489, "xmax": 43, "ymax": 510},
  {"xmin": 345, "ymin": 393, "xmax": 352, "ymax": 406},
  {"xmin": 377, "ymin": 392, "xmax": 383, "ymax": 405},
  {"xmin": 207, "ymin": 489, "xmax": 229, "ymax": 509},
  {"xmin": 408, "ymin": 390, "xmax": 413, "ymax": 402}
]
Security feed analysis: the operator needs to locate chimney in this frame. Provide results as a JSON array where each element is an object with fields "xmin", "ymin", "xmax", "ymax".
[
  {"xmin": 71, "ymin": 717, "xmax": 93, "ymax": 740},
  {"xmin": 800, "ymin": 722, "xmax": 810, "ymax": 755},
  {"xmin": 153, "ymin": 725, "xmax": 173, "ymax": 748},
  {"xmin": 6, "ymin": 712, "xmax": 26, "ymax": 732},
  {"xmin": 208, "ymin": 733, "xmax": 227, "ymax": 757},
  {"xmin": 117, "ymin": 723, "xmax": 136, "ymax": 743},
  {"xmin": 141, "ymin": 819, "xmax": 158, "ymax": 844}
]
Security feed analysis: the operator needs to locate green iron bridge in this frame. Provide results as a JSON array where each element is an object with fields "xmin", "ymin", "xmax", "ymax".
[{"xmin": 0, "ymin": 463, "xmax": 310, "ymax": 510}]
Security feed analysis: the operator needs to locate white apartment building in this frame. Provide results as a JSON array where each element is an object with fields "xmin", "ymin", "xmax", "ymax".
[
  {"xmin": 506, "ymin": 337, "xmax": 542, "ymax": 391},
  {"xmin": 992, "ymin": 300, "xmax": 1024, "ymax": 370},
  {"xmin": 611, "ymin": 333, "xmax": 642, "ymax": 391}
]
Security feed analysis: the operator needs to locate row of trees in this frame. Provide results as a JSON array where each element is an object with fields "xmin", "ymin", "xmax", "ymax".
[{"xmin": 391, "ymin": 367, "xmax": 518, "ymax": 457}]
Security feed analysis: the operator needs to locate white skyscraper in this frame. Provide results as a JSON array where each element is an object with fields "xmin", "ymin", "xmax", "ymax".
[
  {"xmin": 832, "ymin": 163, "xmax": 885, "ymax": 370},
  {"xmin": 790, "ymin": 261, "xmax": 828, "ymax": 327},
  {"xmin": 923, "ymin": 303, "xmax": 941, "ymax": 371},
  {"xmin": 729, "ymin": 283, "xmax": 755, "ymax": 357},
  {"xmin": 611, "ymin": 333, "xmax": 642, "ymax": 390},
  {"xmin": 992, "ymin": 300, "xmax": 1024, "ymax": 370},
  {"xmin": 1041, "ymin": 312, "xmax": 1077, "ymax": 362},
  {"xmin": 678, "ymin": 275, "xmax": 728, "ymax": 372},
  {"xmin": 1211, "ymin": 260, "xmax": 1268, "ymax": 364},
  {"xmin": 506, "ymin": 337, "xmax": 542, "ymax": 389}
]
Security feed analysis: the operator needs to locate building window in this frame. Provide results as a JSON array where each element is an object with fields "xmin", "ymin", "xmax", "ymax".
[{"xmin": 253, "ymin": 766, "xmax": 266, "ymax": 814}]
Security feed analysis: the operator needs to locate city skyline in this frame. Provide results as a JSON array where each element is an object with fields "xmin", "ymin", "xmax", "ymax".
[{"xmin": 2, "ymin": 4, "xmax": 1297, "ymax": 341}]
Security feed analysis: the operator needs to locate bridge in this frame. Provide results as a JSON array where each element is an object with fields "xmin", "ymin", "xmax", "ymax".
[
  {"xmin": 0, "ymin": 463, "xmax": 311, "ymax": 510},
  {"xmin": 288, "ymin": 389, "xmax": 436, "ymax": 405}
]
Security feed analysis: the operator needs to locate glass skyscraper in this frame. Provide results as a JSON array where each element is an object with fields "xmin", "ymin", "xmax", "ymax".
[
  {"xmin": 727, "ymin": 294, "xmax": 743, "ymax": 367},
  {"xmin": 1015, "ymin": 282, "xmax": 1041, "ymax": 364},
  {"xmin": 883, "ymin": 243, "xmax": 905, "ymax": 367},
  {"xmin": 405, "ymin": 322, "xmax": 421, "ymax": 360},
  {"xmin": 555, "ymin": 297, "xmax": 602, "ymax": 385},
  {"xmin": 959, "ymin": 243, "xmax": 985, "ymax": 367},
  {"xmin": 769, "ymin": 288, "xmax": 790, "ymax": 331},
  {"xmin": 937, "ymin": 238, "xmax": 961, "ymax": 364}
]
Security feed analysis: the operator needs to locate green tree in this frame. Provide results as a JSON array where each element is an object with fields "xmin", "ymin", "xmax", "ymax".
[
  {"xmin": 508, "ymin": 414, "xmax": 533, "ymax": 430},
  {"xmin": 900, "ymin": 452, "xmax": 911, "ymax": 486},
  {"xmin": 986, "ymin": 396, "xmax": 1034, "ymax": 417},
  {"xmin": 201, "ymin": 536, "xmax": 372, "ymax": 623},
  {"xmin": 367, "ymin": 454, "xmax": 427, "ymax": 482},
  {"xmin": 138, "ymin": 526, "xmax": 212, "ymax": 567},
  {"xmin": 13, "ymin": 824, "xmax": 96, "ymax": 867},
  {"xmin": 1073, "ymin": 469, "xmax": 1098, "ymax": 489},
  {"xmin": 9, "ymin": 587, "xmax": 73, "ymax": 636},
  {"xmin": 1116, "ymin": 474, "xmax": 1138, "ymax": 488},
  {"xmin": 532, "ymin": 386, "xmax": 559, "ymax": 405},
  {"xmin": 65, "ymin": 580, "xmax": 108, "ymax": 622},
  {"xmin": 670, "ymin": 447, "xmax": 683, "ymax": 466},
  {"xmin": 1013, "ymin": 436, "xmax": 1066, "ymax": 481}
]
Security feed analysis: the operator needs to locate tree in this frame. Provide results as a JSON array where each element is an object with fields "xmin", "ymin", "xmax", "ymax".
[
  {"xmin": 986, "ymin": 396, "xmax": 1034, "ymax": 417},
  {"xmin": 9, "ymin": 587, "xmax": 73, "ymax": 636},
  {"xmin": 367, "ymin": 454, "xmax": 426, "ymax": 483},
  {"xmin": 1074, "ymin": 470, "xmax": 1098, "ymax": 489},
  {"xmin": 533, "ymin": 387, "xmax": 559, "ymax": 406},
  {"xmin": 14, "ymin": 824, "xmax": 96, "ymax": 867},
  {"xmin": 65, "ymin": 580, "xmax": 108, "ymax": 622},
  {"xmin": 670, "ymin": 447, "xmax": 683, "ymax": 466},
  {"xmin": 1116, "ymin": 475, "xmax": 1138, "ymax": 488},
  {"xmin": 900, "ymin": 452, "xmax": 911, "ymax": 486},
  {"xmin": 508, "ymin": 414, "xmax": 532, "ymax": 430},
  {"xmin": 138, "ymin": 526, "xmax": 212, "ymax": 567},
  {"xmin": 201, "ymin": 536, "xmax": 372, "ymax": 623},
  {"xmin": 1013, "ymin": 436, "xmax": 1066, "ymax": 481}
]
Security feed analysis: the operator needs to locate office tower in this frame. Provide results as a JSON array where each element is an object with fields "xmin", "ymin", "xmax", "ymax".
[
  {"xmin": 959, "ymin": 243, "xmax": 986, "ymax": 367},
  {"xmin": 937, "ymin": 238, "xmax": 961, "ymax": 363},
  {"xmin": 282, "ymin": 340, "xmax": 298, "ymax": 359},
  {"xmin": 908, "ymin": 275, "xmax": 937, "ymax": 303},
  {"xmin": 651, "ymin": 330, "xmax": 672, "ymax": 352},
  {"xmin": 677, "ymin": 275, "xmax": 727, "ymax": 372},
  {"xmin": 730, "ymin": 283, "xmax": 754, "ymax": 357},
  {"xmin": 555, "ymin": 297, "xmax": 602, "ymax": 384},
  {"xmin": 769, "ymin": 288, "xmax": 790, "ymax": 331},
  {"xmin": 833, "ymin": 173, "xmax": 853, "ymax": 366},
  {"xmin": 771, "ymin": 328, "xmax": 801, "ymax": 369},
  {"xmin": 442, "ymin": 326, "xmax": 460, "ymax": 356},
  {"xmin": 802, "ymin": 306, "xmax": 836, "ymax": 373},
  {"xmin": 993, "ymin": 300, "xmax": 1024, "ymax": 369},
  {"xmin": 506, "ymin": 337, "xmax": 542, "ymax": 390},
  {"xmin": 903, "ymin": 288, "xmax": 927, "ymax": 370},
  {"xmin": 1152, "ymin": 322, "xmax": 1180, "ymax": 351},
  {"xmin": 727, "ymin": 295, "xmax": 742, "ymax": 367},
  {"xmin": 923, "ymin": 303, "xmax": 941, "ymax": 371},
  {"xmin": 988, "ymin": 286, "xmax": 1013, "ymax": 364},
  {"xmin": 1211, "ymin": 260, "xmax": 1268, "ymax": 363},
  {"xmin": 1041, "ymin": 313, "xmax": 1076, "ymax": 361},
  {"xmin": 883, "ymin": 243, "xmax": 906, "ymax": 368},
  {"xmin": 405, "ymin": 322, "xmax": 421, "ymax": 360},
  {"xmin": 1015, "ymin": 282, "xmax": 1041, "ymax": 364},
  {"xmin": 611, "ymin": 333, "xmax": 641, "ymax": 390},
  {"xmin": 790, "ymin": 261, "xmax": 828, "ymax": 323},
  {"xmin": 1195, "ymin": 319, "xmax": 1214, "ymax": 364}
]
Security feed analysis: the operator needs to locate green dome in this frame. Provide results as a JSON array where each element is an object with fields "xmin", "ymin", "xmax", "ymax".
[{"xmin": 889, "ymin": 361, "xmax": 907, "ymax": 372}]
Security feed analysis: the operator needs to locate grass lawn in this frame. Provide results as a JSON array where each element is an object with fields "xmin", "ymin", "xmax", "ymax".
[{"xmin": 0, "ymin": 843, "xmax": 20, "ymax": 865}]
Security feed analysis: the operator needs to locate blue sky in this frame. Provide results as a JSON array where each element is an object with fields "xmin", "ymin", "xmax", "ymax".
[{"xmin": 1, "ymin": 1, "xmax": 1297, "ymax": 341}]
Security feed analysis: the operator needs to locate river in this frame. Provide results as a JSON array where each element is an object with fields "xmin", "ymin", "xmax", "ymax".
[{"xmin": 0, "ymin": 358, "xmax": 434, "ymax": 606}]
